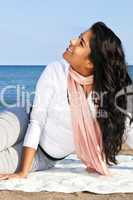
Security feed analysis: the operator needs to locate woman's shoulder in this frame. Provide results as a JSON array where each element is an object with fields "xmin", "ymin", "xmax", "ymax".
[
  {"xmin": 45, "ymin": 58, "xmax": 69, "ymax": 74},
  {"xmin": 41, "ymin": 59, "xmax": 69, "ymax": 82},
  {"xmin": 37, "ymin": 59, "xmax": 69, "ymax": 90}
]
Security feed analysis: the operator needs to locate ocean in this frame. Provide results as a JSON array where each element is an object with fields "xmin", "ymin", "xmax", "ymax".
[
  {"xmin": 0, "ymin": 65, "xmax": 45, "ymax": 111},
  {"xmin": 0, "ymin": 65, "xmax": 133, "ymax": 111}
]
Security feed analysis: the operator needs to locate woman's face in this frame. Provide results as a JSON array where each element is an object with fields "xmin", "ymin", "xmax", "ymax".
[{"xmin": 63, "ymin": 30, "xmax": 94, "ymax": 76}]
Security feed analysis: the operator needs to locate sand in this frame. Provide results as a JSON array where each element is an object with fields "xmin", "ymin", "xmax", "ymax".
[{"xmin": 0, "ymin": 143, "xmax": 133, "ymax": 200}]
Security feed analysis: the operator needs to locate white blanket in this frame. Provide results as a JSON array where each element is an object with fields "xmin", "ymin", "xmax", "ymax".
[{"xmin": 0, "ymin": 154, "xmax": 133, "ymax": 194}]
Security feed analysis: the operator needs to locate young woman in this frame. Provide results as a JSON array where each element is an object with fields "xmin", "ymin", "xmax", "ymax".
[{"xmin": 0, "ymin": 21, "xmax": 133, "ymax": 179}]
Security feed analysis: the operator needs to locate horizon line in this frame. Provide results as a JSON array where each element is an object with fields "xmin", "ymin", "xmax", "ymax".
[
  {"xmin": 0, "ymin": 64, "xmax": 133, "ymax": 67},
  {"xmin": 0, "ymin": 65, "xmax": 46, "ymax": 66}
]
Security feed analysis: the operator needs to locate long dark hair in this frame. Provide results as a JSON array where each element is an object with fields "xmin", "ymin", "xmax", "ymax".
[{"xmin": 89, "ymin": 22, "xmax": 132, "ymax": 165}]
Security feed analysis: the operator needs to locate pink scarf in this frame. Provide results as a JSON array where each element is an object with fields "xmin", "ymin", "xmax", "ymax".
[{"xmin": 67, "ymin": 66, "xmax": 110, "ymax": 176}]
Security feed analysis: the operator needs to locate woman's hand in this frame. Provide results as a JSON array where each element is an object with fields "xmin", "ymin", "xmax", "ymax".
[
  {"xmin": 0, "ymin": 146, "xmax": 36, "ymax": 181},
  {"xmin": 0, "ymin": 171, "xmax": 28, "ymax": 180}
]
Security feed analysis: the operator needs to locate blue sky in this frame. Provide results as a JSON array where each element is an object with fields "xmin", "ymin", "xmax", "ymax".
[{"xmin": 0, "ymin": 0, "xmax": 132, "ymax": 65}]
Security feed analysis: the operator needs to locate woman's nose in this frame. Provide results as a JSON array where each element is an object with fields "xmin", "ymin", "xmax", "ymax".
[{"xmin": 70, "ymin": 38, "xmax": 78, "ymax": 46}]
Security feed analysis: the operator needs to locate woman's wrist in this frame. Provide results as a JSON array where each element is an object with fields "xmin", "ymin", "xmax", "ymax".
[{"xmin": 17, "ymin": 170, "xmax": 28, "ymax": 177}]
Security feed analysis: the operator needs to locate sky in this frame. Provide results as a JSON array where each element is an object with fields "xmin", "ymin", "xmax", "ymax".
[{"xmin": 0, "ymin": 0, "xmax": 132, "ymax": 65}]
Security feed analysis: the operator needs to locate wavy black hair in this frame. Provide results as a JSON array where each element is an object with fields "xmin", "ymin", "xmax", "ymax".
[{"xmin": 89, "ymin": 22, "xmax": 132, "ymax": 165}]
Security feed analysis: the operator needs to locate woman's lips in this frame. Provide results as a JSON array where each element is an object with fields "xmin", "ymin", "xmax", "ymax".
[{"xmin": 66, "ymin": 47, "xmax": 73, "ymax": 54}]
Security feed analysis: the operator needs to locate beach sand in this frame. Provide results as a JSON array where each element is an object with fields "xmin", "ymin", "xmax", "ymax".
[{"xmin": 0, "ymin": 143, "xmax": 133, "ymax": 200}]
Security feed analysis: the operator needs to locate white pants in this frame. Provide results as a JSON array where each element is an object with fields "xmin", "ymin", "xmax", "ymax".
[{"xmin": 0, "ymin": 107, "xmax": 57, "ymax": 174}]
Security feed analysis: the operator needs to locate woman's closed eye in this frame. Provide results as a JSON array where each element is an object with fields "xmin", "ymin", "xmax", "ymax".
[
  {"xmin": 78, "ymin": 36, "xmax": 84, "ymax": 47},
  {"xmin": 80, "ymin": 40, "xmax": 84, "ymax": 47}
]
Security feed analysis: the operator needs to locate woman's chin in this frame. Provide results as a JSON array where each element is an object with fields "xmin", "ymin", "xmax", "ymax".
[{"xmin": 62, "ymin": 52, "xmax": 70, "ymax": 62}]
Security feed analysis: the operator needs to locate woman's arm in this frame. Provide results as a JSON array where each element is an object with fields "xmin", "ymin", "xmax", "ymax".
[
  {"xmin": 23, "ymin": 62, "xmax": 56, "ymax": 150},
  {"xmin": 18, "ymin": 147, "xmax": 36, "ymax": 176}
]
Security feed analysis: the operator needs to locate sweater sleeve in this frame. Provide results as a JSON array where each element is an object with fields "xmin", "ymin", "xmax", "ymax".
[
  {"xmin": 123, "ymin": 112, "xmax": 133, "ymax": 149},
  {"xmin": 22, "ymin": 62, "xmax": 56, "ymax": 150}
]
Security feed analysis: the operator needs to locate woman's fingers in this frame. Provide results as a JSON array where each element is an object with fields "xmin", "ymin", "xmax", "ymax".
[
  {"xmin": 7, "ymin": 174, "xmax": 18, "ymax": 180},
  {"xmin": 0, "ymin": 172, "xmax": 27, "ymax": 180}
]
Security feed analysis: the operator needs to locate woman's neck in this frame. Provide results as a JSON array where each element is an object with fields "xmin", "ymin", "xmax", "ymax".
[
  {"xmin": 70, "ymin": 65, "xmax": 93, "ymax": 77},
  {"xmin": 69, "ymin": 65, "xmax": 94, "ymax": 98}
]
